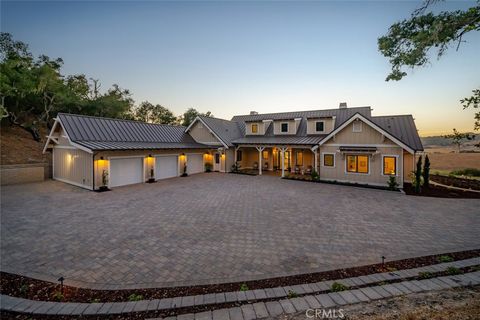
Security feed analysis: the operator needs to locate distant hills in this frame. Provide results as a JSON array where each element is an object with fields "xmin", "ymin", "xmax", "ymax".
[{"xmin": 421, "ymin": 134, "xmax": 479, "ymax": 147}]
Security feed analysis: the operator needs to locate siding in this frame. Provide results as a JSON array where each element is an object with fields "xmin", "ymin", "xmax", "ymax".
[
  {"xmin": 331, "ymin": 120, "xmax": 397, "ymax": 145},
  {"xmin": 245, "ymin": 122, "xmax": 266, "ymax": 135},
  {"xmin": 53, "ymin": 147, "xmax": 93, "ymax": 189},
  {"xmin": 189, "ymin": 122, "xmax": 222, "ymax": 145},
  {"xmin": 306, "ymin": 118, "xmax": 335, "ymax": 135},
  {"xmin": 273, "ymin": 120, "xmax": 297, "ymax": 135}
]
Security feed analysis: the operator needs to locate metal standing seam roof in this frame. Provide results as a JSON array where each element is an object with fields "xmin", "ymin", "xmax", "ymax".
[
  {"xmin": 57, "ymin": 113, "xmax": 209, "ymax": 151},
  {"xmin": 196, "ymin": 115, "xmax": 244, "ymax": 147},
  {"xmin": 371, "ymin": 115, "xmax": 424, "ymax": 151}
]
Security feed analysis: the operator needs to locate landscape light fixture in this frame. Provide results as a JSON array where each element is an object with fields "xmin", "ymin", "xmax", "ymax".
[{"xmin": 58, "ymin": 276, "xmax": 65, "ymax": 294}]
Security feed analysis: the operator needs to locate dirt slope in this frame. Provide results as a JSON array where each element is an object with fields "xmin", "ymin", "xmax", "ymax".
[{"xmin": 1, "ymin": 125, "xmax": 50, "ymax": 165}]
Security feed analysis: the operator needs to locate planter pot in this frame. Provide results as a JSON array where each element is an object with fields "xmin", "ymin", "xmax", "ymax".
[
  {"xmin": 96, "ymin": 186, "xmax": 110, "ymax": 192},
  {"xmin": 147, "ymin": 178, "xmax": 156, "ymax": 183}
]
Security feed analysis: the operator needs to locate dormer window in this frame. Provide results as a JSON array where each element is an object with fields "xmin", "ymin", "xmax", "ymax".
[
  {"xmin": 281, "ymin": 123, "xmax": 289, "ymax": 133},
  {"xmin": 251, "ymin": 123, "xmax": 258, "ymax": 133},
  {"xmin": 353, "ymin": 121, "xmax": 362, "ymax": 133},
  {"xmin": 315, "ymin": 121, "xmax": 325, "ymax": 133}
]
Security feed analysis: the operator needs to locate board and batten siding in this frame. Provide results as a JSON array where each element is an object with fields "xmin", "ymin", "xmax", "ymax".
[
  {"xmin": 53, "ymin": 147, "xmax": 93, "ymax": 189},
  {"xmin": 189, "ymin": 121, "xmax": 222, "ymax": 145}
]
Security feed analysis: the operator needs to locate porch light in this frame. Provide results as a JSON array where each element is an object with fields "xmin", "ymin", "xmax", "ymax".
[
  {"xmin": 148, "ymin": 154, "xmax": 152, "ymax": 158},
  {"xmin": 100, "ymin": 156, "xmax": 104, "ymax": 160}
]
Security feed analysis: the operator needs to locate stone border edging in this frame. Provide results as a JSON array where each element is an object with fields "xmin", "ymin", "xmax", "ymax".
[{"xmin": 1, "ymin": 257, "xmax": 479, "ymax": 317}]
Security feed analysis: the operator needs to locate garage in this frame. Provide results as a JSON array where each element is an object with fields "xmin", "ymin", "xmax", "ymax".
[
  {"xmin": 187, "ymin": 154, "xmax": 204, "ymax": 174},
  {"xmin": 155, "ymin": 155, "xmax": 178, "ymax": 180},
  {"xmin": 109, "ymin": 157, "xmax": 144, "ymax": 187}
]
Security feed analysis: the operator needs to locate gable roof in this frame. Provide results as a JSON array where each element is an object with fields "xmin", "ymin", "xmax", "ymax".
[
  {"xmin": 371, "ymin": 115, "xmax": 423, "ymax": 152},
  {"xmin": 185, "ymin": 115, "xmax": 244, "ymax": 148},
  {"xmin": 319, "ymin": 113, "xmax": 423, "ymax": 153},
  {"xmin": 56, "ymin": 113, "xmax": 208, "ymax": 151}
]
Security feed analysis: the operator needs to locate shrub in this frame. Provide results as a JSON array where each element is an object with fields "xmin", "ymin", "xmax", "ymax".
[
  {"xmin": 418, "ymin": 271, "xmax": 434, "ymax": 279},
  {"xmin": 239, "ymin": 283, "xmax": 249, "ymax": 291},
  {"xmin": 231, "ymin": 162, "xmax": 240, "ymax": 173},
  {"xmin": 450, "ymin": 168, "xmax": 480, "ymax": 177},
  {"xmin": 205, "ymin": 163, "xmax": 212, "ymax": 172},
  {"xmin": 445, "ymin": 267, "xmax": 463, "ymax": 275},
  {"xmin": 287, "ymin": 290, "xmax": 298, "ymax": 298},
  {"xmin": 52, "ymin": 291, "xmax": 64, "ymax": 301},
  {"xmin": 438, "ymin": 255, "xmax": 454, "ymax": 263},
  {"xmin": 422, "ymin": 155, "xmax": 430, "ymax": 188},
  {"xmin": 128, "ymin": 293, "xmax": 144, "ymax": 301},
  {"xmin": 387, "ymin": 176, "xmax": 399, "ymax": 190},
  {"xmin": 311, "ymin": 169, "xmax": 320, "ymax": 181},
  {"xmin": 91, "ymin": 298, "xmax": 101, "ymax": 303},
  {"xmin": 331, "ymin": 282, "xmax": 348, "ymax": 292},
  {"xmin": 415, "ymin": 156, "xmax": 422, "ymax": 193},
  {"xmin": 19, "ymin": 284, "xmax": 29, "ymax": 296}
]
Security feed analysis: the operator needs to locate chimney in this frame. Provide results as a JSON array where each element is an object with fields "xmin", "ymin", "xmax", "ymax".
[
  {"xmin": 250, "ymin": 111, "xmax": 258, "ymax": 115},
  {"xmin": 339, "ymin": 102, "xmax": 347, "ymax": 109}
]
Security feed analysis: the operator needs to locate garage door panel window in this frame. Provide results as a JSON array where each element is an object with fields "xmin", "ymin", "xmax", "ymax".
[{"xmin": 346, "ymin": 155, "xmax": 369, "ymax": 174}]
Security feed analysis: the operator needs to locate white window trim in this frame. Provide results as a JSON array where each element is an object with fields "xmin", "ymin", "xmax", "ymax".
[
  {"xmin": 281, "ymin": 122, "xmax": 289, "ymax": 133},
  {"xmin": 315, "ymin": 120, "xmax": 326, "ymax": 133},
  {"xmin": 381, "ymin": 154, "xmax": 399, "ymax": 177},
  {"xmin": 353, "ymin": 120, "xmax": 362, "ymax": 133},
  {"xmin": 321, "ymin": 152, "xmax": 336, "ymax": 168},
  {"xmin": 344, "ymin": 154, "xmax": 370, "ymax": 175}
]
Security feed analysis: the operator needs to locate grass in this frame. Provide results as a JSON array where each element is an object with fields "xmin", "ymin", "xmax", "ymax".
[{"xmin": 331, "ymin": 282, "xmax": 348, "ymax": 292}]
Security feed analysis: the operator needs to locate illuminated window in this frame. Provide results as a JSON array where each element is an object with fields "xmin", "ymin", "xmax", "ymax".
[
  {"xmin": 315, "ymin": 121, "xmax": 325, "ymax": 132},
  {"xmin": 251, "ymin": 124, "xmax": 258, "ymax": 133},
  {"xmin": 281, "ymin": 123, "xmax": 288, "ymax": 132},
  {"xmin": 346, "ymin": 155, "xmax": 369, "ymax": 173},
  {"xmin": 296, "ymin": 151, "xmax": 303, "ymax": 165},
  {"xmin": 383, "ymin": 156, "xmax": 397, "ymax": 175},
  {"xmin": 262, "ymin": 150, "xmax": 269, "ymax": 159},
  {"xmin": 323, "ymin": 154, "xmax": 334, "ymax": 167},
  {"xmin": 353, "ymin": 121, "xmax": 362, "ymax": 132}
]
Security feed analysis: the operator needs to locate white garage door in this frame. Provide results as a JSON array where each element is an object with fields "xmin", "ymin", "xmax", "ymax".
[
  {"xmin": 187, "ymin": 154, "xmax": 204, "ymax": 174},
  {"xmin": 109, "ymin": 157, "xmax": 143, "ymax": 187},
  {"xmin": 155, "ymin": 155, "xmax": 178, "ymax": 180}
]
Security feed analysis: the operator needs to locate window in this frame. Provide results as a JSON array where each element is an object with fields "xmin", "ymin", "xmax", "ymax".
[
  {"xmin": 215, "ymin": 153, "xmax": 220, "ymax": 164},
  {"xmin": 296, "ymin": 151, "xmax": 303, "ymax": 166},
  {"xmin": 251, "ymin": 123, "xmax": 258, "ymax": 133},
  {"xmin": 262, "ymin": 150, "xmax": 269, "ymax": 159},
  {"xmin": 236, "ymin": 150, "xmax": 242, "ymax": 161},
  {"xmin": 323, "ymin": 154, "xmax": 334, "ymax": 167},
  {"xmin": 383, "ymin": 156, "xmax": 397, "ymax": 175},
  {"xmin": 346, "ymin": 155, "xmax": 369, "ymax": 174},
  {"xmin": 353, "ymin": 121, "xmax": 362, "ymax": 132},
  {"xmin": 281, "ymin": 123, "xmax": 289, "ymax": 133},
  {"xmin": 315, "ymin": 121, "xmax": 325, "ymax": 132}
]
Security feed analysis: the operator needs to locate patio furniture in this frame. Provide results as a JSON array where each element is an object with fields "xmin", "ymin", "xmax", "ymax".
[
  {"xmin": 253, "ymin": 162, "xmax": 259, "ymax": 170},
  {"xmin": 305, "ymin": 165, "xmax": 313, "ymax": 175},
  {"xmin": 263, "ymin": 162, "xmax": 268, "ymax": 170},
  {"xmin": 294, "ymin": 166, "xmax": 300, "ymax": 174}
]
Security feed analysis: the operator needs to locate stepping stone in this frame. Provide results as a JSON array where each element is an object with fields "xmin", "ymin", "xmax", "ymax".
[
  {"xmin": 215, "ymin": 293, "xmax": 226, "ymax": 304},
  {"xmin": 225, "ymin": 292, "xmax": 238, "ymax": 303},
  {"xmin": 370, "ymin": 286, "xmax": 392, "ymax": 298},
  {"xmin": 358, "ymin": 287, "xmax": 383, "ymax": 300},
  {"xmin": 178, "ymin": 313, "xmax": 195, "ymax": 320},
  {"xmin": 349, "ymin": 289, "xmax": 370, "ymax": 303},
  {"xmin": 252, "ymin": 302, "xmax": 269, "ymax": 318},
  {"xmin": 278, "ymin": 299, "xmax": 296, "ymax": 314},
  {"xmin": 304, "ymin": 295, "xmax": 322, "ymax": 309},
  {"xmin": 290, "ymin": 297, "xmax": 309, "ymax": 311},
  {"xmin": 181, "ymin": 296, "xmax": 195, "ymax": 308},
  {"xmin": 337, "ymin": 291, "xmax": 360, "ymax": 304},
  {"xmin": 228, "ymin": 307, "xmax": 244, "ymax": 320},
  {"xmin": 159, "ymin": 298, "xmax": 173, "ymax": 310},
  {"xmin": 265, "ymin": 301, "xmax": 284, "ymax": 317},
  {"xmin": 327, "ymin": 293, "xmax": 348, "ymax": 305},
  {"xmin": 253, "ymin": 289, "xmax": 267, "ymax": 300},
  {"xmin": 381, "ymin": 284, "xmax": 404, "ymax": 296},
  {"xmin": 314, "ymin": 294, "xmax": 337, "ymax": 308},
  {"xmin": 236, "ymin": 291, "xmax": 247, "ymax": 302},
  {"xmin": 272, "ymin": 287, "xmax": 287, "ymax": 298},
  {"xmin": 213, "ymin": 308, "xmax": 230, "ymax": 320},
  {"xmin": 194, "ymin": 295, "xmax": 204, "ymax": 306},
  {"xmin": 195, "ymin": 311, "xmax": 213, "ymax": 320},
  {"xmin": 83, "ymin": 303, "xmax": 105, "ymax": 315},
  {"xmin": 240, "ymin": 304, "xmax": 256, "ymax": 320}
]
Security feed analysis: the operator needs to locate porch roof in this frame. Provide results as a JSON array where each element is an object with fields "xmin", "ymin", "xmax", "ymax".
[{"xmin": 232, "ymin": 135, "xmax": 325, "ymax": 146}]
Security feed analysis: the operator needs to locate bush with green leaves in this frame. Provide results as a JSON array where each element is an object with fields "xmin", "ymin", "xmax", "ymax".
[
  {"xmin": 438, "ymin": 255, "xmax": 454, "ymax": 263},
  {"xmin": 205, "ymin": 163, "xmax": 212, "ymax": 172},
  {"xmin": 418, "ymin": 271, "xmax": 434, "ymax": 279},
  {"xmin": 52, "ymin": 291, "xmax": 64, "ymax": 301},
  {"xmin": 387, "ymin": 175, "xmax": 399, "ymax": 190},
  {"xmin": 128, "ymin": 293, "xmax": 144, "ymax": 301},
  {"xmin": 311, "ymin": 169, "xmax": 320, "ymax": 181},
  {"xmin": 445, "ymin": 267, "xmax": 463, "ymax": 275},
  {"xmin": 415, "ymin": 155, "xmax": 423, "ymax": 193},
  {"xmin": 331, "ymin": 282, "xmax": 348, "ymax": 292},
  {"xmin": 451, "ymin": 168, "xmax": 480, "ymax": 177},
  {"xmin": 239, "ymin": 283, "xmax": 249, "ymax": 291},
  {"xmin": 422, "ymin": 155, "xmax": 430, "ymax": 188},
  {"xmin": 287, "ymin": 290, "xmax": 298, "ymax": 298}
]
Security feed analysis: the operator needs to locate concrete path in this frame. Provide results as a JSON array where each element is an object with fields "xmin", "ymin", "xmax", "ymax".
[{"xmin": 1, "ymin": 173, "xmax": 480, "ymax": 288}]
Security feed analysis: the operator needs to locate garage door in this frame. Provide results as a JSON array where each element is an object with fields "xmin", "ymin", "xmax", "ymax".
[
  {"xmin": 155, "ymin": 155, "xmax": 178, "ymax": 180},
  {"xmin": 109, "ymin": 157, "xmax": 143, "ymax": 187},
  {"xmin": 187, "ymin": 154, "xmax": 204, "ymax": 174}
]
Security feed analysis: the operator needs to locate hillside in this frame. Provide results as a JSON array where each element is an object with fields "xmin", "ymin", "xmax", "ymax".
[
  {"xmin": 1, "ymin": 125, "xmax": 51, "ymax": 165},
  {"xmin": 421, "ymin": 134, "xmax": 479, "ymax": 148}
]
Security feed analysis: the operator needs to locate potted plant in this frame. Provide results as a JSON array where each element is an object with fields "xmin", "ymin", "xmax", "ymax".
[
  {"xmin": 99, "ymin": 169, "xmax": 109, "ymax": 191},
  {"xmin": 181, "ymin": 163, "xmax": 188, "ymax": 177},
  {"xmin": 147, "ymin": 168, "xmax": 155, "ymax": 183},
  {"xmin": 205, "ymin": 163, "xmax": 212, "ymax": 172}
]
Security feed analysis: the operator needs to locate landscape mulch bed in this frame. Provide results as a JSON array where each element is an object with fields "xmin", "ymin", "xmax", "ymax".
[
  {"xmin": 1, "ymin": 249, "xmax": 479, "ymax": 304},
  {"xmin": 430, "ymin": 174, "xmax": 480, "ymax": 191},
  {"xmin": 403, "ymin": 183, "xmax": 480, "ymax": 198}
]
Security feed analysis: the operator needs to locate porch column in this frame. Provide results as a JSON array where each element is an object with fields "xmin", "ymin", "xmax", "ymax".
[
  {"xmin": 234, "ymin": 146, "xmax": 240, "ymax": 163},
  {"xmin": 311, "ymin": 146, "xmax": 318, "ymax": 173},
  {"xmin": 255, "ymin": 146, "xmax": 265, "ymax": 175},
  {"xmin": 280, "ymin": 147, "xmax": 287, "ymax": 177}
]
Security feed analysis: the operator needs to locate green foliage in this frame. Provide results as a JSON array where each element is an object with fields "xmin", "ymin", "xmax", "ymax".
[
  {"xmin": 231, "ymin": 162, "xmax": 240, "ymax": 173},
  {"xmin": 311, "ymin": 169, "xmax": 320, "ymax": 181},
  {"xmin": 443, "ymin": 129, "xmax": 475, "ymax": 152},
  {"xmin": 133, "ymin": 101, "xmax": 177, "ymax": 125},
  {"xmin": 19, "ymin": 284, "xmax": 29, "ymax": 296},
  {"xmin": 387, "ymin": 175, "xmax": 399, "ymax": 191},
  {"xmin": 422, "ymin": 154, "xmax": 430, "ymax": 188},
  {"xmin": 462, "ymin": 88, "xmax": 480, "ymax": 133},
  {"xmin": 415, "ymin": 155, "xmax": 423, "ymax": 193},
  {"xmin": 52, "ymin": 291, "xmax": 64, "ymax": 301},
  {"xmin": 180, "ymin": 108, "xmax": 213, "ymax": 127},
  {"xmin": 205, "ymin": 162, "xmax": 212, "ymax": 172},
  {"xmin": 378, "ymin": 4, "xmax": 480, "ymax": 82},
  {"xmin": 418, "ymin": 271, "xmax": 434, "ymax": 279},
  {"xmin": 128, "ymin": 293, "xmax": 144, "ymax": 301},
  {"xmin": 450, "ymin": 168, "xmax": 480, "ymax": 177},
  {"xmin": 91, "ymin": 298, "xmax": 101, "ymax": 303},
  {"xmin": 438, "ymin": 255, "xmax": 454, "ymax": 263},
  {"xmin": 445, "ymin": 266, "xmax": 463, "ymax": 275},
  {"xmin": 239, "ymin": 283, "xmax": 249, "ymax": 291},
  {"xmin": 331, "ymin": 282, "xmax": 348, "ymax": 292},
  {"xmin": 287, "ymin": 290, "xmax": 298, "ymax": 298}
]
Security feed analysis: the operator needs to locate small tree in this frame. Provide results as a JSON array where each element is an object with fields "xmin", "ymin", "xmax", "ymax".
[
  {"xmin": 387, "ymin": 176, "xmax": 399, "ymax": 191},
  {"xmin": 443, "ymin": 129, "xmax": 475, "ymax": 153},
  {"xmin": 415, "ymin": 155, "xmax": 422, "ymax": 193},
  {"xmin": 101, "ymin": 169, "xmax": 108, "ymax": 188},
  {"xmin": 423, "ymin": 154, "xmax": 430, "ymax": 188}
]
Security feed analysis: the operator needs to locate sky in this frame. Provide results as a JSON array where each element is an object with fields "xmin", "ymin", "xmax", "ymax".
[{"xmin": 2, "ymin": 1, "xmax": 479, "ymax": 136}]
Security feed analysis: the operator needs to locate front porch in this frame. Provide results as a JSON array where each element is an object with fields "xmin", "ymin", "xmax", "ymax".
[{"xmin": 234, "ymin": 145, "xmax": 318, "ymax": 177}]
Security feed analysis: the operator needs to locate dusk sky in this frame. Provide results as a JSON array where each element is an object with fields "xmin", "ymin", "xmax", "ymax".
[{"xmin": 2, "ymin": 1, "xmax": 479, "ymax": 136}]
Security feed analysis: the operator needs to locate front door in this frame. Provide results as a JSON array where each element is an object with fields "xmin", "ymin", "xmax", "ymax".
[{"xmin": 213, "ymin": 152, "xmax": 221, "ymax": 171}]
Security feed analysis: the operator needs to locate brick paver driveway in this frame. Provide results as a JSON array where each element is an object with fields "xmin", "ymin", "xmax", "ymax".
[{"xmin": 1, "ymin": 173, "xmax": 479, "ymax": 289}]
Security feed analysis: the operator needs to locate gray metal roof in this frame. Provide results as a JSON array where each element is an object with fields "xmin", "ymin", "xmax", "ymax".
[
  {"xmin": 371, "ymin": 115, "xmax": 424, "ymax": 151},
  {"xmin": 230, "ymin": 107, "xmax": 372, "ymax": 146},
  {"xmin": 58, "ymin": 113, "xmax": 208, "ymax": 151},
  {"xmin": 197, "ymin": 115, "xmax": 244, "ymax": 147}
]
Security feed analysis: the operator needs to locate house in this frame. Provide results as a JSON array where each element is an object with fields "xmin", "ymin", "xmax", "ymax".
[{"xmin": 43, "ymin": 104, "xmax": 423, "ymax": 190}]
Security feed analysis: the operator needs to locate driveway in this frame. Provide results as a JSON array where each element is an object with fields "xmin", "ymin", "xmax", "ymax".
[{"xmin": 1, "ymin": 173, "xmax": 479, "ymax": 289}]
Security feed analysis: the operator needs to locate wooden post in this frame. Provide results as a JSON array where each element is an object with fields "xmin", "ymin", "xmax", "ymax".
[
  {"xmin": 255, "ymin": 146, "xmax": 265, "ymax": 175},
  {"xmin": 280, "ymin": 147, "xmax": 287, "ymax": 177}
]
